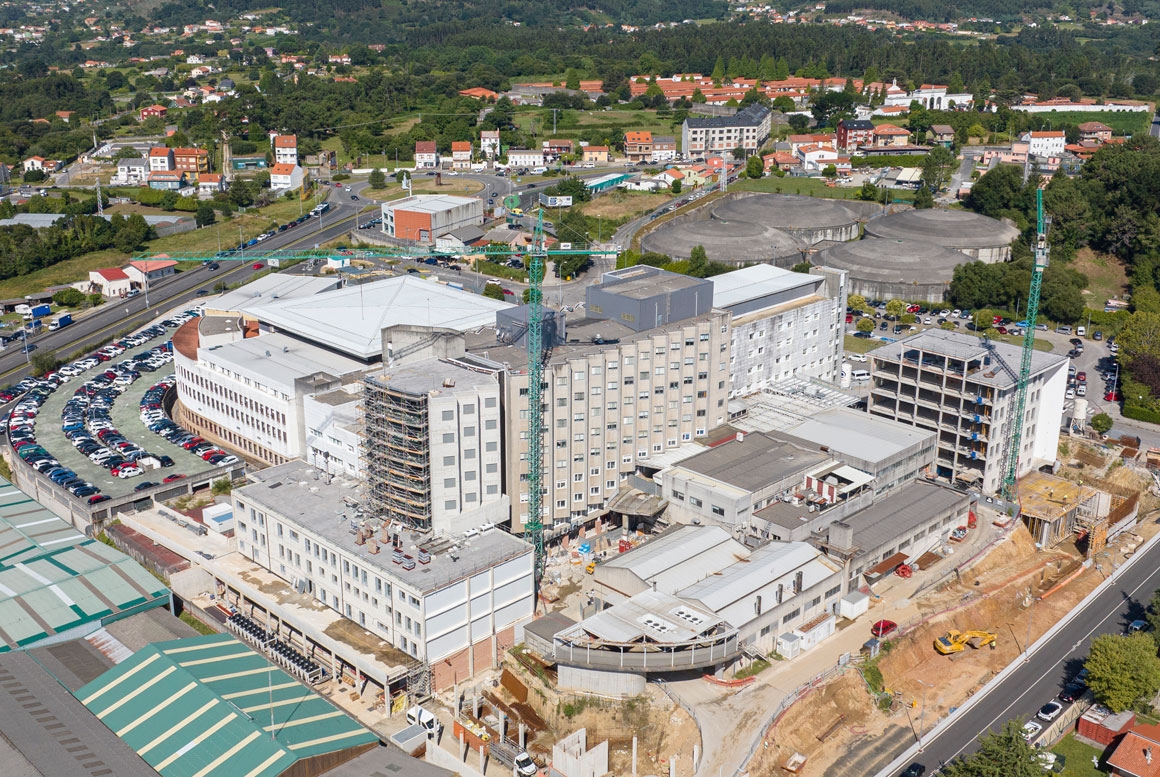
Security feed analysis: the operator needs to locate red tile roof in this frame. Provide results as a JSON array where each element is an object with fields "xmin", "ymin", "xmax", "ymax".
[
  {"xmin": 95, "ymin": 267, "xmax": 129, "ymax": 281},
  {"xmin": 415, "ymin": 141, "xmax": 437, "ymax": 154},
  {"xmin": 273, "ymin": 134, "xmax": 297, "ymax": 148},
  {"xmin": 1108, "ymin": 724, "xmax": 1160, "ymax": 777},
  {"xmin": 269, "ymin": 163, "xmax": 297, "ymax": 176}
]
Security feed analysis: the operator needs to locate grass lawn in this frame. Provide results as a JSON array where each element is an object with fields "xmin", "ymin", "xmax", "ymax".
[
  {"xmin": 363, "ymin": 176, "xmax": 486, "ymax": 202},
  {"xmin": 0, "ymin": 198, "xmax": 310, "ymax": 299},
  {"xmin": 1034, "ymin": 110, "xmax": 1150, "ymax": 135},
  {"xmin": 733, "ymin": 175, "xmax": 916, "ymax": 202},
  {"xmin": 1050, "ymin": 732, "xmax": 1108, "ymax": 776},
  {"xmin": 1073, "ymin": 247, "xmax": 1129, "ymax": 308},
  {"xmin": 580, "ymin": 191, "xmax": 672, "ymax": 220},
  {"xmin": 844, "ymin": 334, "xmax": 883, "ymax": 354},
  {"xmin": 515, "ymin": 108, "xmax": 681, "ymax": 141}
]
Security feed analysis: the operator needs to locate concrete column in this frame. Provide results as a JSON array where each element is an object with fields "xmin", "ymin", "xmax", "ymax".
[
  {"xmin": 473, "ymin": 692, "xmax": 480, "ymax": 719},
  {"xmin": 519, "ymin": 723, "xmax": 526, "ymax": 750},
  {"xmin": 669, "ymin": 755, "xmax": 675, "ymax": 777},
  {"xmin": 632, "ymin": 736, "xmax": 637, "ymax": 777},
  {"xmin": 478, "ymin": 746, "xmax": 486, "ymax": 774},
  {"xmin": 459, "ymin": 732, "xmax": 467, "ymax": 762},
  {"xmin": 499, "ymin": 711, "xmax": 507, "ymax": 740}
]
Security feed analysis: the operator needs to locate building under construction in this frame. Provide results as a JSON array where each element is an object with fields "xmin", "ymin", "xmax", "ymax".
[
  {"xmin": 361, "ymin": 336, "xmax": 511, "ymax": 536},
  {"xmin": 1018, "ymin": 471, "xmax": 1109, "ymax": 548}
]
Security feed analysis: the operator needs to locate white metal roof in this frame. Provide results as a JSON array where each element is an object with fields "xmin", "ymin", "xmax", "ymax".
[
  {"xmin": 209, "ymin": 275, "xmax": 338, "ymax": 314},
  {"xmin": 571, "ymin": 588, "xmax": 725, "ymax": 644},
  {"xmin": 783, "ymin": 406, "xmax": 935, "ymax": 464},
  {"xmin": 600, "ymin": 525, "xmax": 749, "ymax": 594},
  {"xmin": 709, "ymin": 264, "xmax": 818, "ymax": 309},
  {"xmin": 240, "ymin": 275, "xmax": 513, "ymax": 360}
]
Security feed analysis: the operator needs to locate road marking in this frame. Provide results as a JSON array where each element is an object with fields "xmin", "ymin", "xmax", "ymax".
[{"xmin": 939, "ymin": 559, "xmax": 1160, "ymax": 764}]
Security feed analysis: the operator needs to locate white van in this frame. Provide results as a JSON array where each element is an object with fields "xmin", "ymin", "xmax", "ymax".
[
  {"xmin": 406, "ymin": 706, "xmax": 442, "ymax": 738},
  {"xmin": 1077, "ymin": 326, "xmax": 1086, "ymax": 337},
  {"xmin": 851, "ymin": 369, "xmax": 871, "ymax": 382}
]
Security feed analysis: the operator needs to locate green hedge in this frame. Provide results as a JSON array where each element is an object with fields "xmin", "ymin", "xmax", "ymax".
[
  {"xmin": 476, "ymin": 259, "xmax": 527, "ymax": 282},
  {"xmin": 1082, "ymin": 308, "xmax": 1130, "ymax": 339},
  {"xmin": 1120, "ymin": 376, "xmax": 1160, "ymax": 423}
]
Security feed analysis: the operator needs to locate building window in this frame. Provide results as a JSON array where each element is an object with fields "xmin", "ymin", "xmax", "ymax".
[
  {"xmin": 690, "ymin": 496, "xmax": 703, "ymax": 507},
  {"xmin": 711, "ymin": 505, "xmax": 725, "ymax": 516}
]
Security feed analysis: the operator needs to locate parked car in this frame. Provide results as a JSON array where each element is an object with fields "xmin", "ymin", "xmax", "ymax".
[
  {"xmin": 1037, "ymin": 701, "xmax": 1063, "ymax": 722},
  {"xmin": 871, "ymin": 620, "xmax": 897, "ymax": 638}
]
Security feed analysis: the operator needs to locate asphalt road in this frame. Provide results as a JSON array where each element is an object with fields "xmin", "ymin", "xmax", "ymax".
[{"xmin": 902, "ymin": 530, "xmax": 1160, "ymax": 776}]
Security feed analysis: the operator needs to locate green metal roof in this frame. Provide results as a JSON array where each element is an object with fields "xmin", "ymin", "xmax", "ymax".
[
  {"xmin": 77, "ymin": 633, "xmax": 379, "ymax": 777},
  {"xmin": 0, "ymin": 478, "xmax": 170, "ymax": 651}
]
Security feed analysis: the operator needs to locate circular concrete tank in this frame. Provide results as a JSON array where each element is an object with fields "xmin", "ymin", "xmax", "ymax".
[
  {"xmin": 819, "ymin": 238, "xmax": 975, "ymax": 303},
  {"xmin": 863, "ymin": 209, "xmax": 1020, "ymax": 263},
  {"xmin": 640, "ymin": 218, "xmax": 805, "ymax": 266},
  {"xmin": 712, "ymin": 194, "xmax": 860, "ymax": 245}
]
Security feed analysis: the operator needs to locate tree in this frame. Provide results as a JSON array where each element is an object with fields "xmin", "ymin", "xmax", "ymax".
[
  {"xmin": 482, "ymin": 283, "xmax": 505, "ymax": 300},
  {"xmin": 1085, "ymin": 633, "xmax": 1160, "ymax": 712},
  {"xmin": 52, "ymin": 288, "xmax": 85, "ymax": 307},
  {"xmin": 228, "ymin": 179, "xmax": 254, "ymax": 208},
  {"xmin": 87, "ymin": 293, "xmax": 104, "ymax": 307},
  {"xmin": 671, "ymin": 179, "xmax": 682, "ymax": 194},
  {"xmin": 965, "ymin": 164, "xmax": 1024, "ymax": 219},
  {"xmin": 939, "ymin": 720, "xmax": 1041, "ymax": 777},
  {"xmin": 368, "ymin": 168, "xmax": 386, "ymax": 189},
  {"xmin": 211, "ymin": 477, "xmax": 232, "ymax": 496},
  {"xmin": 1091, "ymin": 412, "xmax": 1114, "ymax": 434},
  {"xmin": 788, "ymin": 114, "xmax": 810, "ymax": 131},
  {"xmin": 195, "ymin": 202, "xmax": 216, "ymax": 227},
  {"xmin": 856, "ymin": 317, "xmax": 875, "ymax": 333},
  {"xmin": 688, "ymin": 245, "xmax": 709, "ymax": 278},
  {"xmin": 858, "ymin": 181, "xmax": 880, "ymax": 201},
  {"xmin": 920, "ymin": 145, "xmax": 955, "ymax": 193},
  {"xmin": 1146, "ymin": 590, "xmax": 1160, "ymax": 646},
  {"xmin": 822, "ymin": 164, "xmax": 837, "ymax": 178},
  {"xmin": 848, "ymin": 294, "xmax": 868, "ymax": 312},
  {"xmin": 885, "ymin": 299, "xmax": 906, "ymax": 319},
  {"xmin": 29, "ymin": 351, "xmax": 60, "ymax": 377},
  {"xmin": 1117, "ymin": 312, "xmax": 1160, "ymax": 368},
  {"xmin": 914, "ymin": 187, "xmax": 934, "ymax": 209},
  {"xmin": 160, "ymin": 191, "xmax": 178, "ymax": 211},
  {"xmin": 731, "ymin": 146, "xmax": 747, "ymax": 162},
  {"xmin": 746, "ymin": 155, "xmax": 764, "ymax": 179}
]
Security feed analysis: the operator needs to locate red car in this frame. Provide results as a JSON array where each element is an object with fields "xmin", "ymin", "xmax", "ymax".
[
  {"xmin": 1105, "ymin": 390, "xmax": 1123, "ymax": 401},
  {"xmin": 163, "ymin": 474, "xmax": 186, "ymax": 483},
  {"xmin": 252, "ymin": 262, "xmax": 265, "ymax": 270},
  {"xmin": 1077, "ymin": 371, "xmax": 1086, "ymax": 382},
  {"xmin": 871, "ymin": 620, "xmax": 897, "ymax": 638}
]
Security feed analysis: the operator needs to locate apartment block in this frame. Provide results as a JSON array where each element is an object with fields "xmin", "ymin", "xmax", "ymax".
[
  {"xmin": 867, "ymin": 330, "xmax": 1067, "ymax": 494},
  {"xmin": 681, "ymin": 104, "xmax": 772, "ymax": 156}
]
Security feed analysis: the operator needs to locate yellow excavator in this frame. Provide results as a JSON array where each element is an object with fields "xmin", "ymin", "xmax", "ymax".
[{"xmin": 934, "ymin": 629, "xmax": 997, "ymax": 655}]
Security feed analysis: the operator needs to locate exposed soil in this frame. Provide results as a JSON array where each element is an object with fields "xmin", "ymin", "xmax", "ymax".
[{"xmin": 580, "ymin": 192, "xmax": 670, "ymax": 221}]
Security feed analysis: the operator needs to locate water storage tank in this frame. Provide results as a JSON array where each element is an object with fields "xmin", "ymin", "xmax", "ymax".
[
  {"xmin": 839, "ymin": 361, "xmax": 852, "ymax": 389},
  {"xmin": 1072, "ymin": 398, "xmax": 1089, "ymax": 430}
]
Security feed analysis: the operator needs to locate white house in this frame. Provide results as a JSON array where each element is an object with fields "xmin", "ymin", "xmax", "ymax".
[
  {"xmin": 269, "ymin": 163, "xmax": 305, "ymax": 193},
  {"xmin": 480, "ymin": 130, "xmax": 501, "ymax": 159},
  {"xmin": 112, "ymin": 158, "xmax": 148, "ymax": 186},
  {"xmin": 507, "ymin": 148, "xmax": 544, "ymax": 168},
  {"xmin": 414, "ymin": 141, "xmax": 439, "ymax": 169},
  {"xmin": 23, "ymin": 156, "xmax": 61, "ymax": 173},
  {"xmin": 1022, "ymin": 130, "xmax": 1066, "ymax": 158},
  {"xmin": 125, "ymin": 259, "xmax": 177, "ymax": 285},
  {"xmin": 88, "ymin": 267, "xmax": 133, "ymax": 297},
  {"xmin": 797, "ymin": 144, "xmax": 840, "ymax": 172},
  {"xmin": 148, "ymin": 147, "xmax": 173, "ymax": 172},
  {"xmin": 272, "ymin": 134, "xmax": 298, "ymax": 166},
  {"xmin": 451, "ymin": 141, "xmax": 472, "ymax": 170},
  {"xmin": 197, "ymin": 173, "xmax": 225, "ymax": 197}
]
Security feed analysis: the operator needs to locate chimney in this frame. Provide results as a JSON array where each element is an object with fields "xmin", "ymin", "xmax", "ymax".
[
  {"xmin": 1147, "ymin": 747, "xmax": 1153, "ymax": 765},
  {"xmin": 736, "ymin": 431, "xmax": 745, "ymax": 443},
  {"xmin": 829, "ymin": 522, "xmax": 854, "ymax": 550}
]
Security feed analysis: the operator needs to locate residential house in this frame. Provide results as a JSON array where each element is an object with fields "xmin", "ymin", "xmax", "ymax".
[
  {"xmin": 22, "ymin": 157, "xmax": 61, "ymax": 174},
  {"xmin": 1078, "ymin": 121, "xmax": 1113, "ymax": 144},
  {"xmin": 126, "ymin": 259, "xmax": 178, "ymax": 286},
  {"xmin": 146, "ymin": 171, "xmax": 186, "ymax": 190},
  {"xmin": 1022, "ymin": 130, "xmax": 1067, "ymax": 157},
  {"xmin": 172, "ymin": 147, "xmax": 209, "ymax": 177},
  {"xmin": 873, "ymin": 124, "xmax": 911, "ymax": 147},
  {"xmin": 582, "ymin": 145, "xmax": 610, "ymax": 164},
  {"xmin": 652, "ymin": 135, "xmax": 677, "ymax": 163},
  {"xmin": 480, "ymin": 130, "xmax": 501, "ymax": 159},
  {"xmin": 624, "ymin": 131, "xmax": 653, "ymax": 164},
  {"xmin": 543, "ymin": 139, "xmax": 574, "ymax": 162},
  {"xmin": 681, "ymin": 104, "xmax": 772, "ymax": 157},
  {"xmin": 763, "ymin": 152, "xmax": 801, "ymax": 174},
  {"xmin": 450, "ymin": 141, "xmax": 472, "ymax": 170},
  {"xmin": 1107, "ymin": 722, "xmax": 1160, "ymax": 777},
  {"xmin": 506, "ymin": 148, "xmax": 545, "ymax": 168},
  {"xmin": 787, "ymin": 133, "xmax": 836, "ymax": 155},
  {"xmin": 328, "ymin": 54, "xmax": 351, "ymax": 66},
  {"xmin": 836, "ymin": 119, "xmax": 875, "ymax": 152},
  {"xmin": 55, "ymin": 111, "xmax": 74, "ymax": 123},
  {"xmin": 148, "ymin": 147, "xmax": 174, "ymax": 172},
  {"xmin": 414, "ymin": 141, "xmax": 439, "ymax": 169},
  {"xmin": 113, "ymin": 158, "xmax": 148, "ymax": 186},
  {"xmin": 269, "ymin": 163, "xmax": 305, "ymax": 193},
  {"xmin": 929, "ymin": 125, "xmax": 956, "ymax": 147},
  {"xmin": 272, "ymin": 134, "xmax": 298, "ymax": 166},
  {"xmin": 654, "ymin": 168, "xmax": 684, "ymax": 188},
  {"xmin": 197, "ymin": 173, "xmax": 225, "ymax": 197},
  {"xmin": 459, "ymin": 87, "xmax": 499, "ymax": 101},
  {"xmin": 88, "ymin": 267, "xmax": 132, "ymax": 297},
  {"xmin": 139, "ymin": 104, "xmax": 167, "ymax": 120},
  {"xmin": 797, "ymin": 144, "xmax": 840, "ymax": 172}
]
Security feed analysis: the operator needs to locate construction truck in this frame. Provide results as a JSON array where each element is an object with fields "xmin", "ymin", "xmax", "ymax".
[
  {"xmin": 934, "ymin": 629, "xmax": 997, "ymax": 655},
  {"xmin": 489, "ymin": 736, "xmax": 538, "ymax": 777}
]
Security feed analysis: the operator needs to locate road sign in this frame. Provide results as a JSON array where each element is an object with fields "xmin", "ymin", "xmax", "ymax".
[{"xmin": 539, "ymin": 193, "xmax": 572, "ymax": 208}]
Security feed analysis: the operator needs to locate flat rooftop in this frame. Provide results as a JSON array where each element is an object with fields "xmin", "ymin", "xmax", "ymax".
[
  {"xmin": 386, "ymin": 194, "xmax": 481, "ymax": 213},
  {"xmin": 673, "ymin": 431, "xmax": 831, "ymax": 493},
  {"xmin": 201, "ymin": 330, "xmax": 368, "ymax": 392},
  {"xmin": 1018, "ymin": 470, "xmax": 1098, "ymax": 520},
  {"xmin": 198, "ymin": 314, "xmax": 243, "ymax": 337},
  {"xmin": 709, "ymin": 264, "xmax": 820, "ymax": 309},
  {"xmin": 595, "ymin": 266, "xmax": 707, "ymax": 300},
  {"xmin": 870, "ymin": 329, "xmax": 1067, "ymax": 388},
  {"xmin": 562, "ymin": 588, "xmax": 725, "ymax": 644},
  {"xmin": 208, "ymin": 274, "xmax": 338, "ymax": 314},
  {"xmin": 0, "ymin": 478, "xmax": 169, "ymax": 652},
  {"xmin": 731, "ymin": 381, "xmax": 860, "ymax": 433},
  {"xmin": 369, "ymin": 356, "xmax": 499, "ymax": 396},
  {"xmin": 782, "ymin": 406, "xmax": 936, "ymax": 464},
  {"xmin": 841, "ymin": 480, "xmax": 967, "ymax": 556},
  {"xmin": 239, "ymin": 460, "xmax": 532, "ymax": 594}
]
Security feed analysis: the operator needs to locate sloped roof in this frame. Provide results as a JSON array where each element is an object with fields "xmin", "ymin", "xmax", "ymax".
[
  {"xmin": 269, "ymin": 163, "xmax": 297, "ymax": 176},
  {"xmin": 94, "ymin": 267, "xmax": 129, "ymax": 281},
  {"xmin": 272, "ymin": 134, "xmax": 297, "ymax": 148},
  {"xmin": 415, "ymin": 141, "xmax": 437, "ymax": 154},
  {"xmin": 77, "ymin": 633, "xmax": 378, "ymax": 777},
  {"xmin": 0, "ymin": 478, "xmax": 168, "ymax": 652}
]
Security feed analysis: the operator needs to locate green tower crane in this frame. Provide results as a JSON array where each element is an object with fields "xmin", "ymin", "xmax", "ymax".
[
  {"xmin": 525, "ymin": 210, "xmax": 548, "ymax": 595},
  {"xmin": 1000, "ymin": 186, "xmax": 1050, "ymax": 501}
]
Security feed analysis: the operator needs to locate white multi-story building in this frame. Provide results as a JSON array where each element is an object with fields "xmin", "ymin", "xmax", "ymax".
[
  {"xmin": 480, "ymin": 130, "xmax": 501, "ymax": 159},
  {"xmin": 272, "ymin": 133, "xmax": 298, "ymax": 165},
  {"xmin": 867, "ymin": 329, "xmax": 1068, "ymax": 494},
  {"xmin": 1021, "ymin": 130, "xmax": 1067, "ymax": 158},
  {"xmin": 506, "ymin": 148, "xmax": 545, "ymax": 168},
  {"xmin": 147, "ymin": 147, "xmax": 173, "ymax": 171},
  {"xmin": 113, "ymin": 158, "xmax": 148, "ymax": 185},
  {"xmin": 713, "ymin": 265, "xmax": 847, "ymax": 395},
  {"xmin": 681, "ymin": 104, "xmax": 771, "ymax": 157},
  {"xmin": 233, "ymin": 460, "xmax": 534, "ymax": 690}
]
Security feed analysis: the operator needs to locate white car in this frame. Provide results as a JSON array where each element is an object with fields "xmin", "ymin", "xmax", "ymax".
[
  {"xmin": 1021, "ymin": 720, "xmax": 1043, "ymax": 741},
  {"xmin": 1036, "ymin": 701, "xmax": 1063, "ymax": 722}
]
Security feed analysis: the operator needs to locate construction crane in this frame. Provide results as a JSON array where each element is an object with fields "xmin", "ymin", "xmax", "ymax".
[
  {"xmin": 525, "ymin": 209, "xmax": 548, "ymax": 598},
  {"xmin": 1000, "ymin": 186, "xmax": 1050, "ymax": 501}
]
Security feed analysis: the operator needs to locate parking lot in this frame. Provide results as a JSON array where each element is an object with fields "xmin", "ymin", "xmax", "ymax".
[{"xmin": 32, "ymin": 350, "xmax": 226, "ymax": 500}]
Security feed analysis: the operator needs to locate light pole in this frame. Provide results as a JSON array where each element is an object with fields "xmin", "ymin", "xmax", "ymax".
[
  {"xmin": 1024, "ymin": 592, "xmax": 1040, "ymax": 662},
  {"xmin": 916, "ymin": 678, "xmax": 933, "ymax": 751},
  {"xmin": 20, "ymin": 327, "xmax": 29, "ymax": 365}
]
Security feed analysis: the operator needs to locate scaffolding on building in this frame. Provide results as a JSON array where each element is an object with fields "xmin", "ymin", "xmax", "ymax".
[{"xmin": 361, "ymin": 375, "xmax": 433, "ymax": 530}]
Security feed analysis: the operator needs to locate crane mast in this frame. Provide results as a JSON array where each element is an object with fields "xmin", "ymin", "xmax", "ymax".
[
  {"xmin": 1000, "ymin": 186, "xmax": 1049, "ymax": 501},
  {"xmin": 525, "ymin": 210, "xmax": 547, "ymax": 596}
]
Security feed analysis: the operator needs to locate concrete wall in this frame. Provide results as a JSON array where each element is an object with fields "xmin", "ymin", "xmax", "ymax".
[{"xmin": 557, "ymin": 664, "xmax": 646, "ymax": 696}]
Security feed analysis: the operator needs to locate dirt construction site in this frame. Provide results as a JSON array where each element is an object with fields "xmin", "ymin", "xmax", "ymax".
[{"xmin": 744, "ymin": 443, "xmax": 1159, "ymax": 777}]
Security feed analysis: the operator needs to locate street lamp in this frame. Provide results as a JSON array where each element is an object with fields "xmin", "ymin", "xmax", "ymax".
[
  {"xmin": 1023, "ymin": 592, "xmax": 1040, "ymax": 662},
  {"xmin": 916, "ymin": 678, "xmax": 933, "ymax": 751}
]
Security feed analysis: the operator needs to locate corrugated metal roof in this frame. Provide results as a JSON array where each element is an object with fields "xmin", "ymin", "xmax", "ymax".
[
  {"xmin": 677, "ymin": 542, "xmax": 837, "ymax": 614},
  {"xmin": 600, "ymin": 525, "xmax": 745, "ymax": 592},
  {"xmin": 0, "ymin": 479, "xmax": 169, "ymax": 651},
  {"xmin": 77, "ymin": 633, "xmax": 378, "ymax": 777},
  {"xmin": 570, "ymin": 589, "xmax": 724, "ymax": 644}
]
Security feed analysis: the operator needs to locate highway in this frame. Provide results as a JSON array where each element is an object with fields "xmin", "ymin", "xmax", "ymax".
[{"xmin": 893, "ymin": 529, "xmax": 1160, "ymax": 776}]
